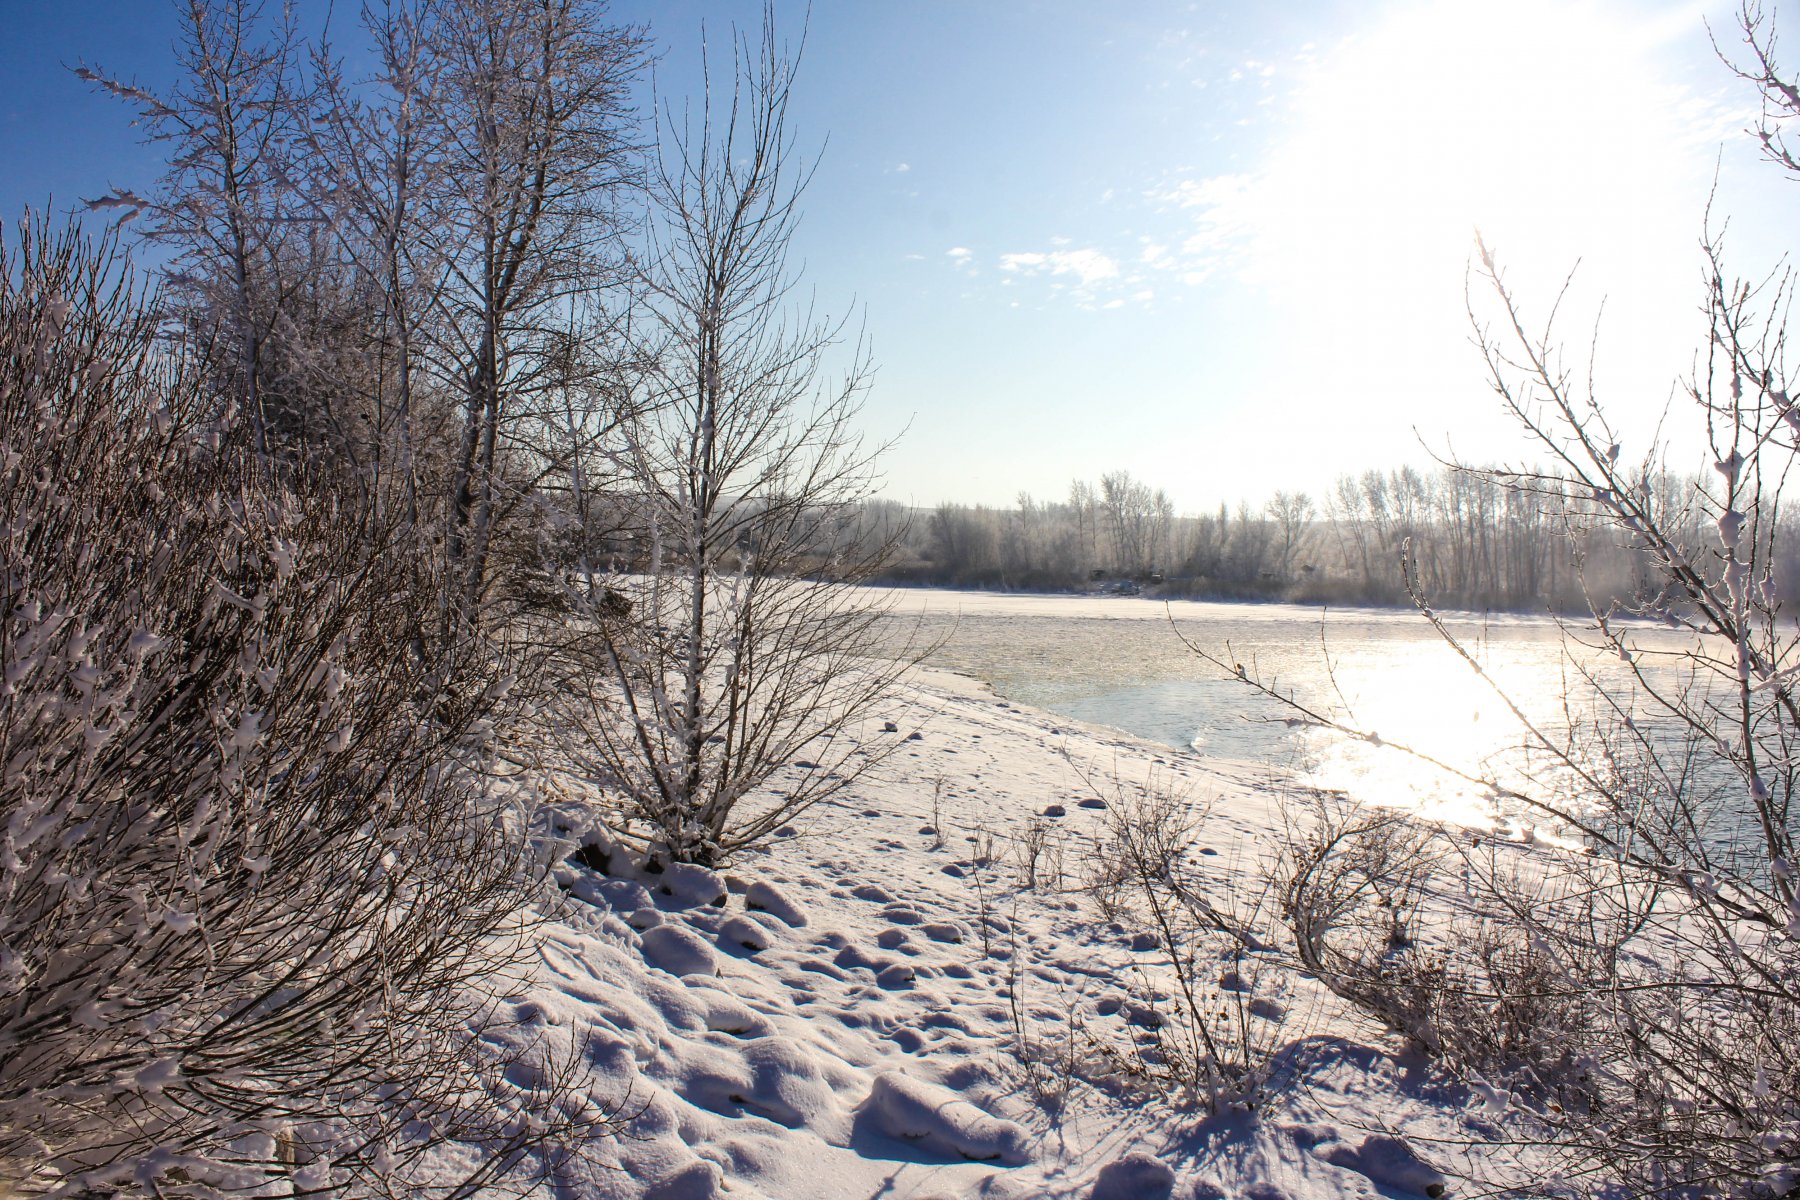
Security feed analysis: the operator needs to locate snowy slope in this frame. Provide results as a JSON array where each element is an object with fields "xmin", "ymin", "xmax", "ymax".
[{"xmin": 469, "ymin": 666, "xmax": 1503, "ymax": 1199}]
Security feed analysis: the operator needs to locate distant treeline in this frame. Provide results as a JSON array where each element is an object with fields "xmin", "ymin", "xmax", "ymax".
[{"xmin": 837, "ymin": 467, "xmax": 1800, "ymax": 613}]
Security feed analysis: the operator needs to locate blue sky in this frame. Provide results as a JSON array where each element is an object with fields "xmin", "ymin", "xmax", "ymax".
[{"xmin": 2, "ymin": 0, "xmax": 1790, "ymax": 511}]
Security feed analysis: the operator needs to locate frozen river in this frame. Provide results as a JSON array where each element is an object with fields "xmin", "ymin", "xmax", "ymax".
[{"xmin": 876, "ymin": 587, "xmax": 1697, "ymax": 840}]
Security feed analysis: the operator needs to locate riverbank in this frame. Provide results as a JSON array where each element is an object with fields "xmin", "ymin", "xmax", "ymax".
[{"xmin": 440, "ymin": 664, "xmax": 1510, "ymax": 1198}]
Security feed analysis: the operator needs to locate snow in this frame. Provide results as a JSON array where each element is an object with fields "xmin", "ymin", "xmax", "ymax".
[
  {"xmin": 1313, "ymin": 1135, "xmax": 1448, "ymax": 1197},
  {"xmin": 440, "ymin": 663, "xmax": 1514, "ymax": 1198},
  {"xmin": 717, "ymin": 914, "xmax": 778, "ymax": 953},
  {"xmin": 639, "ymin": 924, "xmax": 721, "ymax": 978},
  {"xmin": 744, "ymin": 879, "xmax": 809, "ymax": 927},
  {"xmin": 859, "ymin": 1072, "xmax": 1031, "ymax": 1164},
  {"xmin": 1089, "ymin": 1152, "xmax": 1176, "ymax": 1200},
  {"xmin": 658, "ymin": 863, "xmax": 731, "ymax": 908},
  {"xmin": 864, "ymin": 583, "xmax": 1557, "ymax": 629}
]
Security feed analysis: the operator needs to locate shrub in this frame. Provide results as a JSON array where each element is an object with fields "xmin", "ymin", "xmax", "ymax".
[
  {"xmin": 1073, "ymin": 772, "xmax": 1290, "ymax": 1111},
  {"xmin": 0, "ymin": 220, "xmax": 569, "ymax": 1195}
]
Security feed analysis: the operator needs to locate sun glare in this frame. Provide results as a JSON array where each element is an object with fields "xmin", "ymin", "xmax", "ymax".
[
  {"xmin": 1215, "ymin": 0, "xmax": 1741, "ymax": 471},
  {"xmin": 1277, "ymin": 2, "xmax": 1686, "ymax": 272}
]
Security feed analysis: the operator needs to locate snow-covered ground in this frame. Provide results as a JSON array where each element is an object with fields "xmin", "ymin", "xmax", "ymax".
[{"xmin": 481, "ymin": 665, "xmax": 1507, "ymax": 1199}]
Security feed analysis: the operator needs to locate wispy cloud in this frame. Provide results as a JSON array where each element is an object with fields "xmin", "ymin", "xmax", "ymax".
[
  {"xmin": 992, "ymin": 247, "xmax": 1128, "ymax": 309},
  {"xmin": 944, "ymin": 246, "xmax": 977, "ymax": 278},
  {"xmin": 942, "ymin": 243, "xmax": 1160, "ymax": 311},
  {"xmin": 997, "ymin": 247, "xmax": 1120, "ymax": 288},
  {"xmin": 1138, "ymin": 173, "xmax": 1261, "ymax": 286}
]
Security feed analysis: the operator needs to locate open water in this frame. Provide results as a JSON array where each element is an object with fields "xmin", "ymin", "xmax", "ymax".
[{"xmin": 887, "ymin": 591, "xmax": 1703, "ymax": 840}]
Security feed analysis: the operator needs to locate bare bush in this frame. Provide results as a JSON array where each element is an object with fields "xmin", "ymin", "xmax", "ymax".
[
  {"xmin": 0, "ymin": 220, "xmax": 586, "ymax": 1195},
  {"xmin": 1274, "ymin": 793, "xmax": 1618, "ymax": 1120},
  {"xmin": 1071, "ymin": 772, "xmax": 1289, "ymax": 1111},
  {"xmin": 1011, "ymin": 816, "xmax": 1068, "ymax": 892},
  {"xmin": 1003, "ymin": 952, "xmax": 1096, "ymax": 1114},
  {"xmin": 1274, "ymin": 792, "xmax": 1438, "ymax": 1027}
]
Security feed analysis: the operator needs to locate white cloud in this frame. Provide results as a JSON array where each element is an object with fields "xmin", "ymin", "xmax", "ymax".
[
  {"xmin": 944, "ymin": 246, "xmax": 978, "ymax": 278},
  {"xmin": 895, "ymin": 162, "xmax": 911, "ymax": 173},
  {"xmin": 988, "ymin": 247, "xmax": 1134, "ymax": 311},
  {"xmin": 997, "ymin": 247, "xmax": 1120, "ymax": 287}
]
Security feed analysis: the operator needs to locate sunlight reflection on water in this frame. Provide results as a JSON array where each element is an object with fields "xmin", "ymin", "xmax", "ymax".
[{"xmin": 896, "ymin": 595, "xmax": 1691, "ymax": 841}]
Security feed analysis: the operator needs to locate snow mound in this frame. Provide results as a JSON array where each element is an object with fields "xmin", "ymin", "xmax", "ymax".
[
  {"xmin": 680, "ymin": 1034, "xmax": 855, "ymax": 1139},
  {"xmin": 564, "ymin": 870, "xmax": 653, "ymax": 912},
  {"xmin": 922, "ymin": 920, "xmax": 968, "ymax": 944},
  {"xmin": 858, "ymin": 1071, "xmax": 1031, "ymax": 1164},
  {"xmin": 1091, "ymin": 1151, "xmax": 1176, "ymax": 1200},
  {"xmin": 718, "ymin": 914, "xmax": 775, "ymax": 952},
  {"xmin": 685, "ymin": 982, "xmax": 766, "ymax": 1035},
  {"xmin": 641, "ymin": 923, "xmax": 720, "ymax": 977},
  {"xmin": 745, "ymin": 878, "xmax": 808, "ymax": 926},
  {"xmin": 875, "ymin": 962, "xmax": 916, "ymax": 989},
  {"xmin": 1316, "ymin": 1134, "xmax": 1447, "ymax": 1197},
  {"xmin": 657, "ymin": 862, "xmax": 728, "ymax": 907},
  {"xmin": 642, "ymin": 1158, "xmax": 738, "ymax": 1200}
]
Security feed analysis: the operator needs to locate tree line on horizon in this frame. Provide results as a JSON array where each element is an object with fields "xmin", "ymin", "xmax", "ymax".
[{"xmin": 836, "ymin": 463, "xmax": 1800, "ymax": 612}]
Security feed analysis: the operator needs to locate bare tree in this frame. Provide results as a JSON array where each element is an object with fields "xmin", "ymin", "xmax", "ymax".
[
  {"xmin": 90, "ymin": 0, "xmax": 645, "ymax": 629},
  {"xmin": 411, "ymin": 0, "xmax": 644, "ymax": 628},
  {"xmin": 302, "ymin": 0, "xmax": 450, "ymax": 520},
  {"xmin": 1068, "ymin": 478, "xmax": 1099, "ymax": 577},
  {"xmin": 1264, "ymin": 490, "xmax": 1314, "ymax": 584},
  {"xmin": 561, "ymin": 11, "xmax": 906, "ymax": 868},
  {"xmin": 79, "ymin": 0, "xmax": 310, "ymax": 459},
  {"xmin": 1099, "ymin": 470, "xmax": 1171, "ymax": 577},
  {"xmin": 928, "ymin": 502, "xmax": 998, "ymax": 583}
]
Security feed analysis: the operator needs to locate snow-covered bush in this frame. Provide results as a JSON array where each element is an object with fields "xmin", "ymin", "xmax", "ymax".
[{"xmin": 0, "ymin": 220, "xmax": 568, "ymax": 1195}]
